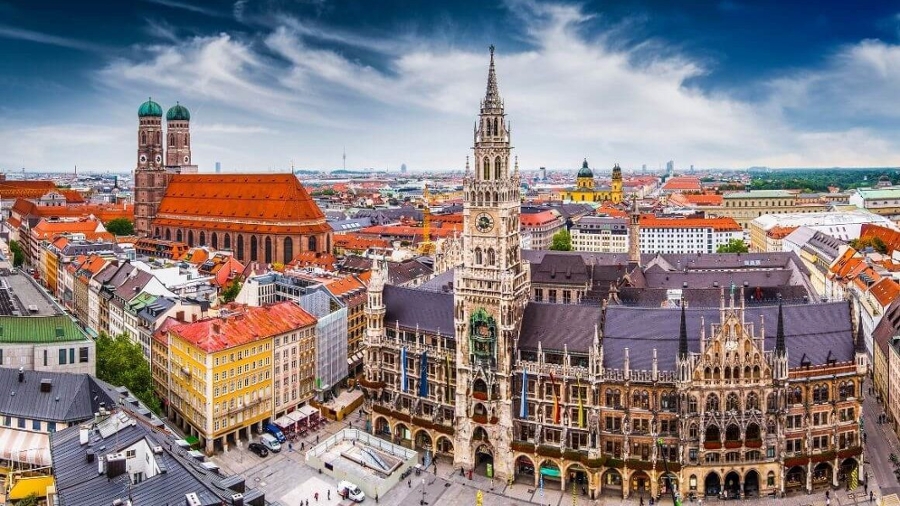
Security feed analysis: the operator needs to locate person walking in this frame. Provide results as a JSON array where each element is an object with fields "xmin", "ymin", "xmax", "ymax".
[{"xmin": 327, "ymin": 490, "xmax": 330, "ymax": 500}]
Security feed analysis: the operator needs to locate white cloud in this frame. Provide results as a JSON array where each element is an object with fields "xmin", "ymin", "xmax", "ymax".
[{"xmin": 18, "ymin": 1, "xmax": 900, "ymax": 172}]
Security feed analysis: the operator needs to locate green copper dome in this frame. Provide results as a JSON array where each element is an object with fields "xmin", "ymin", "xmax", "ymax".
[
  {"xmin": 138, "ymin": 98, "xmax": 163, "ymax": 117},
  {"xmin": 577, "ymin": 159, "xmax": 594, "ymax": 178},
  {"xmin": 166, "ymin": 102, "xmax": 191, "ymax": 121}
]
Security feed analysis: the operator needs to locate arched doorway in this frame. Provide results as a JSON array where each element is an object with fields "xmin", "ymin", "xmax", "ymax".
[
  {"xmin": 539, "ymin": 460, "xmax": 561, "ymax": 489},
  {"xmin": 705, "ymin": 472, "xmax": 721, "ymax": 497},
  {"xmin": 744, "ymin": 470, "xmax": 760, "ymax": 497},
  {"xmin": 813, "ymin": 462, "xmax": 833, "ymax": 490},
  {"xmin": 601, "ymin": 469, "xmax": 623, "ymax": 496},
  {"xmin": 414, "ymin": 429, "xmax": 432, "ymax": 452},
  {"xmin": 840, "ymin": 458, "xmax": 858, "ymax": 487},
  {"xmin": 474, "ymin": 443, "xmax": 494, "ymax": 477},
  {"xmin": 516, "ymin": 455, "xmax": 535, "ymax": 484},
  {"xmin": 659, "ymin": 472, "xmax": 678, "ymax": 496},
  {"xmin": 374, "ymin": 417, "xmax": 390, "ymax": 436},
  {"xmin": 567, "ymin": 463, "xmax": 588, "ymax": 495},
  {"xmin": 785, "ymin": 466, "xmax": 805, "ymax": 491},
  {"xmin": 394, "ymin": 422, "xmax": 410, "ymax": 447},
  {"xmin": 724, "ymin": 471, "xmax": 741, "ymax": 499},
  {"xmin": 436, "ymin": 436, "xmax": 453, "ymax": 456},
  {"xmin": 631, "ymin": 471, "xmax": 650, "ymax": 494}
]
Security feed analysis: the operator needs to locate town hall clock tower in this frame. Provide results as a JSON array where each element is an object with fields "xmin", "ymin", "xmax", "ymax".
[{"xmin": 453, "ymin": 46, "xmax": 530, "ymax": 480}]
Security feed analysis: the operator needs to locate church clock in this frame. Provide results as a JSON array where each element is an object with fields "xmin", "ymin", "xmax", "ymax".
[{"xmin": 475, "ymin": 213, "xmax": 494, "ymax": 233}]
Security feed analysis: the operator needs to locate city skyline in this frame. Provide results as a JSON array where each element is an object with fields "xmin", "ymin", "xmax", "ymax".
[{"xmin": 3, "ymin": 0, "xmax": 900, "ymax": 172}]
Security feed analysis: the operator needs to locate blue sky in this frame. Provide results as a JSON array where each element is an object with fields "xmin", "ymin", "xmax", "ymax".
[{"xmin": 2, "ymin": 0, "xmax": 900, "ymax": 172}]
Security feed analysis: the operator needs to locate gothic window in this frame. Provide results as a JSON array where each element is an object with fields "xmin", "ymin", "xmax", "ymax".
[
  {"xmin": 494, "ymin": 156, "xmax": 502, "ymax": 179},
  {"xmin": 813, "ymin": 384, "xmax": 829, "ymax": 403},
  {"xmin": 705, "ymin": 425, "xmax": 720, "ymax": 441},
  {"xmin": 309, "ymin": 235, "xmax": 317, "ymax": 252},
  {"xmin": 767, "ymin": 393, "xmax": 777, "ymax": 412},
  {"xmin": 224, "ymin": 234, "xmax": 231, "ymax": 250},
  {"xmin": 605, "ymin": 389, "xmax": 621, "ymax": 407},
  {"xmin": 186, "ymin": 133, "xmax": 190, "ymax": 146},
  {"xmin": 176, "ymin": 230, "xmax": 183, "ymax": 242},
  {"xmin": 689, "ymin": 423, "xmax": 698, "ymax": 439},
  {"xmin": 704, "ymin": 367, "xmax": 711, "ymax": 380},
  {"xmin": 141, "ymin": 132, "xmax": 147, "ymax": 145},
  {"xmin": 283, "ymin": 237, "xmax": 293, "ymax": 264},
  {"xmin": 156, "ymin": 131, "xmax": 161, "ymax": 144},
  {"xmin": 199, "ymin": 231, "xmax": 205, "ymax": 246},
  {"xmin": 705, "ymin": 394, "xmax": 719, "ymax": 412},
  {"xmin": 726, "ymin": 393, "xmax": 740, "ymax": 411},
  {"xmin": 725, "ymin": 424, "xmax": 741, "ymax": 441},
  {"xmin": 493, "ymin": 118, "xmax": 499, "ymax": 136},
  {"xmin": 250, "ymin": 236, "xmax": 258, "ymax": 261},
  {"xmin": 660, "ymin": 391, "xmax": 676, "ymax": 411},
  {"xmin": 236, "ymin": 234, "xmax": 244, "ymax": 259},
  {"xmin": 746, "ymin": 392, "xmax": 759, "ymax": 411},
  {"xmin": 264, "ymin": 236, "xmax": 272, "ymax": 264},
  {"xmin": 165, "ymin": 229, "xmax": 171, "ymax": 240},
  {"xmin": 154, "ymin": 227, "xmax": 160, "ymax": 238},
  {"xmin": 475, "ymin": 248, "xmax": 483, "ymax": 264},
  {"xmin": 187, "ymin": 230, "xmax": 194, "ymax": 246},
  {"xmin": 789, "ymin": 387, "xmax": 802, "ymax": 405},
  {"xmin": 839, "ymin": 381, "xmax": 855, "ymax": 400},
  {"xmin": 169, "ymin": 134, "xmax": 175, "ymax": 147},
  {"xmin": 745, "ymin": 422, "xmax": 761, "ymax": 440},
  {"xmin": 713, "ymin": 367, "xmax": 721, "ymax": 380},
  {"xmin": 211, "ymin": 233, "xmax": 218, "ymax": 249},
  {"xmin": 724, "ymin": 368, "xmax": 731, "ymax": 381},
  {"xmin": 688, "ymin": 395, "xmax": 698, "ymax": 413},
  {"xmin": 753, "ymin": 365, "xmax": 761, "ymax": 379},
  {"xmin": 482, "ymin": 157, "xmax": 491, "ymax": 180},
  {"xmin": 486, "ymin": 248, "xmax": 495, "ymax": 266}
]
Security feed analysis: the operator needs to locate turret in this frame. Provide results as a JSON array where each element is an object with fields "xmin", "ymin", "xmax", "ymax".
[
  {"xmin": 627, "ymin": 196, "xmax": 640, "ymax": 267},
  {"xmin": 774, "ymin": 299, "xmax": 788, "ymax": 381},
  {"xmin": 855, "ymin": 308, "xmax": 869, "ymax": 374},
  {"xmin": 677, "ymin": 301, "xmax": 691, "ymax": 382}
]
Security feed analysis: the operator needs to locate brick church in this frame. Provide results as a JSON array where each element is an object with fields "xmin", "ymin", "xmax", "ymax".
[{"xmin": 132, "ymin": 99, "xmax": 331, "ymax": 264}]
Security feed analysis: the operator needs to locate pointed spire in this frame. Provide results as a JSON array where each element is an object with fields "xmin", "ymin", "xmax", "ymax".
[
  {"xmin": 679, "ymin": 300, "xmax": 688, "ymax": 359},
  {"xmin": 482, "ymin": 45, "xmax": 502, "ymax": 111},
  {"xmin": 775, "ymin": 299, "xmax": 786, "ymax": 354},
  {"xmin": 856, "ymin": 309, "xmax": 867, "ymax": 353}
]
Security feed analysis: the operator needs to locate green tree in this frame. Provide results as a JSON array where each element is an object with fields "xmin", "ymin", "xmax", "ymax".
[
  {"xmin": 550, "ymin": 229, "xmax": 572, "ymax": 251},
  {"xmin": 105, "ymin": 218, "xmax": 134, "ymax": 236},
  {"xmin": 15, "ymin": 493, "xmax": 39, "ymax": 506},
  {"xmin": 716, "ymin": 239, "xmax": 749, "ymax": 253},
  {"xmin": 220, "ymin": 281, "xmax": 242, "ymax": 303},
  {"xmin": 96, "ymin": 332, "xmax": 161, "ymax": 414},
  {"xmin": 850, "ymin": 236, "xmax": 888, "ymax": 254},
  {"xmin": 8, "ymin": 240, "xmax": 24, "ymax": 267}
]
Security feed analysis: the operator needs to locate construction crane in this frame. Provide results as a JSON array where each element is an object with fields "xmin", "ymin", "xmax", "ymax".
[{"xmin": 418, "ymin": 185, "xmax": 436, "ymax": 256}]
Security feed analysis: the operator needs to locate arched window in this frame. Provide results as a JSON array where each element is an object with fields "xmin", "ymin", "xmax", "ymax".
[
  {"xmin": 308, "ymin": 235, "xmax": 317, "ymax": 252},
  {"xmin": 746, "ymin": 392, "xmax": 759, "ymax": 411},
  {"xmin": 688, "ymin": 395, "xmax": 698, "ymax": 413},
  {"xmin": 705, "ymin": 425, "xmax": 720, "ymax": 441},
  {"xmin": 705, "ymin": 394, "xmax": 719, "ymax": 412},
  {"xmin": 154, "ymin": 227, "xmax": 160, "ymax": 238},
  {"xmin": 724, "ymin": 368, "xmax": 731, "ymax": 381},
  {"xmin": 487, "ymin": 248, "xmax": 495, "ymax": 266},
  {"xmin": 156, "ymin": 131, "xmax": 161, "ymax": 144},
  {"xmin": 789, "ymin": 387, "xmax": 802, "ymax": 405},
  {"xmin": 264, "ymin": 236, "xmax": 272, "ymax": 264},
  {"xmin": 283, "ymin": 237, "xmax": 294, "ymax": 264},
  {"xmin": 164, "ymin": 229, "xmax": 171, "ymax": 240},
  {"xmin": 187, "ymin": 230, "xmax": 194, "ymax": 246},
  {"xmin": 169, "ymin": 134, "xmax": 175, "ymax": 147},
  {"xmin": 493, "ymin": 118, "xmax": 499, "ymax": 136},
  {"xmin": 605, "ymin": 389, "xmax": 621, "ymax": 407},
  {"xmin": 745, "ymin": 423, "xmax": 760, "ymax": 440},
  {"xmin": 494, "ymin": 156, "xmax": 502, "ymax": 179},
  {"xmin": 236, "ymin": 234, "xmax": 244, "ymax": 259},
  {"xmin": 211, "ymin": 232, "xmax": 218, "ymax": 249},
  {"xmin": 141, "ymin": 132, "xmax": 147, "ymax": 145},
  {"xmin": 250, "ymin": 236, "xmax": 258, "ymax": 261},
  {"xmin": 767, "ymin": 393, "xmax": 777, "ymax": 412},
  {"xmin": 725, "ymin": 424, "xmax": 741, "ymax": 441},
  {"xmin": 224, "ymin": 234, "xmax": 231, "ymax": 250},
  {"xmin": 474, "ymin": 248, "xmax": 483, "ymax": 264},
  {"xmin": 483, "ymin": 157, "xmax": 490, "ymax": 180},
  {"xmin": 176, "ymin": 229, "xmax": 183, "ymax": 242},
  {"xmin": 199, "ymin": 231, "xmax": 205, "ymax": 246},
  {"xmin": 726, "ymin": 392, "xmax": 740, "ymax": 411},
  {"xmin": 704, "ymin": 367, "xmax": 711, "ymax": 380}
]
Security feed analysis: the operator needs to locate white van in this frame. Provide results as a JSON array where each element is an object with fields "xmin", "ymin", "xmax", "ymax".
[
  {"xmin": 260, "ymin": 433, "xmax": 282, "ymax": 453},
  {"xmin": 337, "ymin": 481, "xmax": 365, "ymax": 502}
]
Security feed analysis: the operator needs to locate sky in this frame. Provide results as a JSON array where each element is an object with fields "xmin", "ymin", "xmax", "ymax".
[{"xmin": 2, "ymin": 0, "xmax": 900, "ymax": 173}]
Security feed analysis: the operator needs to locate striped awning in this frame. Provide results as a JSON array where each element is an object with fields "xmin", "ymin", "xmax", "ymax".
[{"xmin": 0, "ymin": 427, "xmax": 52, "ymax": 467}]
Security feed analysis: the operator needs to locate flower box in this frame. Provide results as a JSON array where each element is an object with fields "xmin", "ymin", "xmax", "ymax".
[
  {"xmin": 745, "ymin": 439, "xmax": 762, "ymax": 448},
  {"xmin": 490, "ymin": 416, "xmax": 499, "ymax": 424},
  {"xmin": 372, "ymin": 404, "xmax": 390, "ymax": 416},
  {"xmin": 537, "ymin": 445, "xmax": 562, "ymax": 458},
  {"xmin": 724, "ymin": 440, "xmax": 742, "ymax": 449},
  {"xmin": 838, "ymin": 447, "xmax": 862, "ymax": 459},
  {"xmin": 473, "ymin": 391, "xmax": 488, "ymax": 401},
  {"xmin": 511, "ymin": 441, "xmax": 534, "ymax": 453},
  {"xmin": 563, "ymin": 449, "xmax": 583, "ymax": 461},
  {"xmin": 811, "ymin": 451, "xmax": 835, "ymax": 463},
  {"xmin": 472, "ymin": 414, "xmax": 488, "ymax": 424},
  {"xmin": 704, "ymin": 441, "xmax": 722, "ymax": 450},
  {"xmin": 627, "ymin": 459, "xmax": 653, "ymax": 471},
  {"xmin": 582, "ymin": 456, "xmax": 605, "ymax": 468},
  {"xmin": 784, "ymin": 456, "xmax": 808, "ymax": 467},
  {"xmin": 606, "ymin": 458, "xmax": 624, "ymax": 469}
]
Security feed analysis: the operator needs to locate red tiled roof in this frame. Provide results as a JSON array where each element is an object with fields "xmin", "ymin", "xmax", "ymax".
[
  {"xmin": 288, "ymin": 251, "xmax": 336, "ymax": 271},
  {"xmin": 169, "ymin": 302, "xmax": 317, "ymax": 353},
  {"xmin": 640, "ymin": 215, "xmax": 741, "ymax": 232},
  {"xmin": 520, "ymin": 210, "xmax": 562, "ymax": 227},
  {"xmin": 11, "ymin": 198, "xmax": 133, "ymax": 223},
  {"xmin": 870, "ymin": 278, "xmax": 900, "ymax": 307},
  {"xmin": 0, "ymin": 180, "xmax": 56, "ymax": 199},
  {"xmin": 323, "ymin": 275, "xmax": 366, "ymax": 298},
  {"xmin": 155, "ymin": 174, "xmax": 328, "ymax": 233},
  {"xmin": 31, "ymin": 218, "xmax": 112, "ymax": 241},
  {"xmin": 859, "ymin": 224, "xmax": 900, "ymax": 253},
  {"xmin": 661, "ymin": 177, "xmax": 702, "ymax": 191},
  {"xmin": 668, "ymin": 194, "xmax": 724, "ymax": 206},
  {"xmin": 59, "ymin": 190, "xmax": 86, "ymax": 204},
  {"xmin": 333, "ymin": 234, "xmax": 390, "ymax": 252},
  {"xmin": 766, "ymin": 226, "xmax": 798, "ymax": 240}
]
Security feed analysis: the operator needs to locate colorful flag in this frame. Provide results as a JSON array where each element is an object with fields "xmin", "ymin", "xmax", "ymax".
[
  {"xmin": 418, "ymin": 350, "xmax": 428, "ymax": 397},
  {"xmin": 577, "ymin": 377, "xmax": 585, "ymax": 428},
  {"xmin": 550, "ymin": 372, "xmax": 560, "ymax": 424},
  {"xmin": 444, "ymin": 353, "xmax": 451, "ymax": 403},
  {"xmin": 400, "ymin": 347, "xmax": 408, "ymax": 393},
  {"xmin": 520, "ymin": 369, "xmax": 529, "ymax": 419}
]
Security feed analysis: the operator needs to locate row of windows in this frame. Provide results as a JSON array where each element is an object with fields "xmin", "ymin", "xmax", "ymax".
[{"xmin": 2, "ymin": 416, "xmax": 57, "ymax": 433}]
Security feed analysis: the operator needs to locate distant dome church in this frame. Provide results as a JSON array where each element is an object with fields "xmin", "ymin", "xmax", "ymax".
[{"xmin": 561, "ymin": 159, "xmax": 623, "ymax": 204}]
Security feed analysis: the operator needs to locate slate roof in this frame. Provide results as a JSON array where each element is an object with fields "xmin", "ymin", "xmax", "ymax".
[
  {"xmin": 873, "ymin": 299, "xmax": 900, "ymax": 356},
  {"xmin": 383, "ymin": 285, "xmax": 453, "ymax": 336},
  {"xmin": 600, "ymin": 302, "xmax": 854, "ymax": 371},
  {"xmin": 518, "ymin": 303, "xmax": 601, "ymax": 351},
  {"xmin": 530, "ymin": 253, "xmax": 591, "ymax": 285},
  {"xmin": 0, "ymin": 368, "xmax": 115, "ymax": 422}
]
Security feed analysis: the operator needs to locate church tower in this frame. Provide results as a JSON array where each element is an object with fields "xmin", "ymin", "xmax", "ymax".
[
  {"xmin": 165, "ymin": 102, "xmax": 191, "ymax": 167},
  {"xmin": 134, "ymin": 98, "xmax": 168, "ymax": 238},
  {"xmin": 611, "ymin": 163, "xmax": 623, "ymax": 203},
  {"xmin": 452, "ymin": 46, "xmax": 530, "ymax": 480}
]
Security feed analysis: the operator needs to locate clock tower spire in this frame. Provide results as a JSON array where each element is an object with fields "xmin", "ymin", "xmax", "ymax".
[{"xmin": 453, "ymin": 46, "xmax": 530, "ymax": 481}]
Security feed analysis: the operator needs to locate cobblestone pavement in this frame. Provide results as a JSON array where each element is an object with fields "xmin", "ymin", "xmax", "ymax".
[{"xmin": 207, "ymin": 388, "xmax": 900, "ymax": 506}]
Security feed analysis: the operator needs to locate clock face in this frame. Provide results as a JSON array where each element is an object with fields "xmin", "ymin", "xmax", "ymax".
[
  {"xmin": 139, "ymin": 154, "xmax": 147, "ymax": 164},
  {"xmin": 725, "ymin": 339, "xmax": 737, "ymax": 352},
  {"xmin": 183, "ymin": 155, "xmax": 190, "ymax": 163},
  {"xmin": 155, "ymin": 154, "xmax": 162, "ymax": 164},
  {"xmin": 475, "ymin": 213, "xmax": 494, "ymax": 233}
]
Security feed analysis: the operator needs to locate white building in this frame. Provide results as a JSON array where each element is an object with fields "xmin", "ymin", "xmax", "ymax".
[
  {"xmin": 639, "ymin": 216, "xmax": 743, "ymax": 254},
  {"xmin": 570, "ymin": 216, "xmax": 628, "ymax": 252},
  {"xmin": 849, "ymin": 187, "xmax": 900, "ymax": 220},
  {"xmin": 749, "ymin": 209, "xmax": 898, "ymax": 252}
]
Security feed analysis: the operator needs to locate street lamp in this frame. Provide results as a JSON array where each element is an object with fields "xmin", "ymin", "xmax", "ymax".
[{"xmin": 420, "ymin": 477, "xmax": 426, "ymax": 505}]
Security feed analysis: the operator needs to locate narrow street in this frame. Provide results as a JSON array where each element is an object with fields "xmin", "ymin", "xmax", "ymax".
[{"xmin": 863, "ymin": 380, "xmax": 900, "ymax": 497}]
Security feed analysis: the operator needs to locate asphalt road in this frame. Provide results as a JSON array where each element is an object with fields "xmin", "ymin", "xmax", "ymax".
[{"xmin": 863, "ymin": 380, "xmax": 900, "ymax": 497}]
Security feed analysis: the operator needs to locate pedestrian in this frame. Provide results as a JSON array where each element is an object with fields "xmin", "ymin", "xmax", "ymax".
[
  {"xmin": 460, "ymin": 467, "xmax": 464, "ymax": 476},
  {"xmin": 408, "ymin": 479, "xmax": 411, "ymax": 488},
  {"xmin": 315, "ymin": 492, "xmax": 319, "ymax": 502},
  {"xmin": 871, "ymin": 491, "xmax": 875, "ymax": 502},
  {"xmin": 317, "ymin": 435, "xmax": 320, "ymax": 444},
  {"xmin": 301, "ymin": 442, "xmax": 305, "ymax": 451},
  {"xmin": 327, "ymin": 490, "xmax": 330, "ymax": 500},
  {"xmin": 865, "ymin": 482, "xmax": 868, "ymax": 494},
  {"xmin": 826, "ymin": 491, "xmax": 830, "ymax": 499},
  {"xmin": 640, "ymin": 496, "xmax": 645, "ymax": 506},
  {"xmin": 375, "ymin": 492, "xmax": 379, "ymax": 504},
  {"xmin": 289, "ymin": 442, "xmax": 293, "ymax": 452},
  {"xmin": 827, "ymin": 498, "xmax": 830, "ymax": 506}
]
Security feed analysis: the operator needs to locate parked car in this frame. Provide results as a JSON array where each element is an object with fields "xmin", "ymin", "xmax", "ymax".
[
  {"xmin": 264, "ymin": 422, "xmax": 286, "ymax": 443},
  {"xmin": 260, "ymin": 433, "xmax": 282, "ymax": 453},
  {"xmin": 248, "ymin": 442, "xmax": 269, "ymax": 457},
  {"xmin": 337, "ymin": 480, "xmax": 365, "ymax": 502}
]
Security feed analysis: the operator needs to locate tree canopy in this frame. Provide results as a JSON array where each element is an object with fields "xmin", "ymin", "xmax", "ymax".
[
  {"xmin": 105, "ymin": 218, "xmax": 134, "ymax": 236},
  {"xmin": 550, "ymin": 229, "xmax": 572, "ymax": 251},
  {"xmin": 716, "ymin": 239, "xmax": 749, "ymax": 253},
  {"xmin": 850, "ymin": 236, "xmax": 888, "ymax": 254},
  {"xmin": 96, "ymin": 332, "xmax": 161, "ymax": 414},
  {"xmin": 220, "ymin": 281, "xmax": 242, "ymax": 303},
  {"xmin": 8, "ymin": 240, "xmax": 24, "ymax": 267}
]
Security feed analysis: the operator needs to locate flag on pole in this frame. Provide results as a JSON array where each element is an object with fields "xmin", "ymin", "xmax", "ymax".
[
  {"xmin": 578, "ymin": 377, "xmax": 585, "ymax": 428},
  {"xmin": 444, "ymin": 353, "xmax": 451, "ymax": 403},
  {"xmin": 550, "ymin": 372, "xmax": 560, "ymax": 424},
  {"xmin": 520, "ymin": 369, "xmax": 529, "ymax": 419},
  {"xmin": 400, "ymin": 347, "xmax": 408, "ymax": 393},
  {"xmin": 850, "ymin": 465, "xmax": 859, "ymax": 490},
  {"xmin": 418, "ymin": 350, "xmax": 428, "ymax": 397}
]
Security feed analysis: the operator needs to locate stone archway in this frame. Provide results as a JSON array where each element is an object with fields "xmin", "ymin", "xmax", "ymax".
[
  {"xmin": 724, "ymin": 471, "xmax": 741, "ymax": 499},
  {"xmin": 539, "ymin": 460, "xmax": 562, "ymax": 490},
  {"xmin": 813, "ymin": 462, "xmax": 833, "ymax": 490},
  {"xmin": 566, "ymin": 463, "xmax": 588, "ymax": 496},
  {"xmin": 474, "ymin": 442, "xmax": 494, "ymax": 477},
  {"xmin": 373, "ymin": 416, "xmax": 390, "ymax": 437},
  {"xmin": 705, "ymin": 472, "xmax": 721, "ymax": 497},
  {"xmin": 601, "ymin": 468, "xmax": 623, "ymax": 496},
  {"xmin": 515, "ymin": 455, "xmax": 535, "ymax": 484},
  {"xmin": 659, "ymin": 472, "xmax": 678, "ymax": 497},
  {"xmin": 630, "ymin": 470, "xmax": 650, "ymax": 495},
  {"xmin": 785, "ymin": 466, "xmax": 805, "ymax": 491},
  {"xmin": 840, "ymin": 458, "xmax": 859, "ymax": 486},
  {"xmin": 436, "ymin": 435, "xmax": 453, "ymax": 456},
  {"xmin": 413, "ymin": 429, "xmax": 433, "ymax": 452},
  {"xmin": 394, "ymin": 422, "xmax": 410, "ymax": 447},
  {"xmin": 744, "ymin": 469, "xmax": 760, "ymax": 498}
]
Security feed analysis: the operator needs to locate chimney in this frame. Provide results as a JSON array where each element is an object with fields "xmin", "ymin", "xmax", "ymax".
[
  {"xmin": 40, "ymin": 378, "xmax": 52, "ymax": 392},
  {"xmin": 17, "ymin": 367, "xmax": 24, "ymax": 383},
  {"xmin": 231, "ymin": 493, "xmax": 244, "ymax": 506},
  {"xmin": 79, "ymin": 426, "xmax": 90, "ymax": 445}
]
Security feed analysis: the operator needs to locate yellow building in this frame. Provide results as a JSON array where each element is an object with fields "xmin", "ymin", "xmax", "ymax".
[
  {"xmin": 561, "ymin": 160, "xmax": 623, "ymax": 204},
  {"xmin": 710, "ymin": 190, "xmax": 829, "ymax": 231},
  {"xmin": 153, "ymin": 301, "xmax": 317, "ymax": 453}
]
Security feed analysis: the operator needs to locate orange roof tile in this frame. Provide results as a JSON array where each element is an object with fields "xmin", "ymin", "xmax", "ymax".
[
  {"xmin": 520, "ymin": 210, "xmax": 562, "ymax": 227},
  {"xmin": 766, "ymin": 226, "xmax": 798, "ymax": 240},
  {"xmin": 669, "ymin": 193, "xmax": 723, "ymax": 206},
  {"xmin": 323, "ymin": 275, "xmax": 366, "ymax": 298},
  {"xmin": 0, "ymin": 180, "xmax": 56, "ymax": 199},
  {"xmin": 639, "ymin": 215, "xmax": 741, "ymax": 232},
  {"xmin": 289, "ymin": 251, "xmax": 337, "ymax": 271},
  {"xmin": 661, "ymin": 177, "xmax": 702, "ymax": 191},
  {"xmin": 333, "ymin": 234, "xmax": 390, "ymax": 252},
  {"xmin": 859, "ymin": 224, "xmax": 900, "ymax": 253},
  {"xmin": 169, "ymin": 302, "xmax": 317, "ymax": 353},
  {"xmin": 870, "ymin": 277, "xmax": 900, "ymax": 307},
  {"xmin": 59, "ymin": 190, "xmax": 86, "ymax": 204}
]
